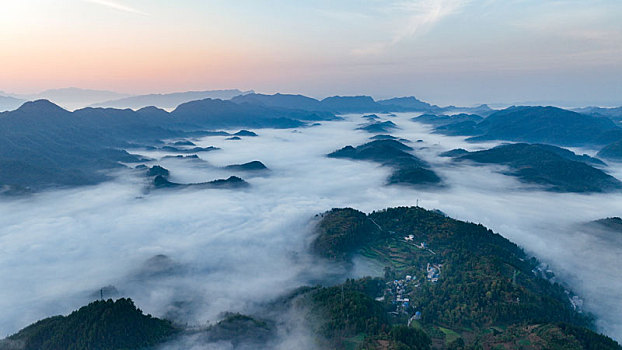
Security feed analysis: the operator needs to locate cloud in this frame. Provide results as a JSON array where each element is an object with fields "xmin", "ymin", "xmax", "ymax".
[
  {"xmin": 1, "ymin": 113, "xmax": 621, "ymax": 344},
  {"xmin": 353, "ymin": 0, "xmax": 470, "ymax": 55},
  {"xmin": 82, "ymin": 0, "xmax": 148, "ymax": 16}
]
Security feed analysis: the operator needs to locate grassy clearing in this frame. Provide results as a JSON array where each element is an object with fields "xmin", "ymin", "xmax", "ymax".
[{"xmin": 438, "ymin": 326, "xmax": 461, "ymax": 344}]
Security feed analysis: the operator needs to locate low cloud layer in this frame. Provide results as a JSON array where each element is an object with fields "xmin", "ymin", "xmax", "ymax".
[{"xmin": 0, "ymin": 113, "xmax": 621, "ymax": 345}]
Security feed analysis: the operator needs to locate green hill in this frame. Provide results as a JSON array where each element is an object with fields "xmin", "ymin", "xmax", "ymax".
[
  {"xmin": 449, "ymin": 143, "xmax": 620, "ymax": 193},
  {"xmin": 3, "ymin": 298, "xmax": 177, "ymax": 350},
  {"xmin": 328, "ymin": 140, "xmax": 442, "ymax": 187},
  {"xmin": 308, "ymin": 206, "xmax": 621, "ymax": 349}
]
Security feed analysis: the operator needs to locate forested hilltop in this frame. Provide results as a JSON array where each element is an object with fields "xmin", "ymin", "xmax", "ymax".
[
  {"xmin": 0, "ymin": 299, "xmax": 177, "ymax": 350},
  {"xmin": 308, "ymin": 206, "xmax": 621, "ymax": 349}
]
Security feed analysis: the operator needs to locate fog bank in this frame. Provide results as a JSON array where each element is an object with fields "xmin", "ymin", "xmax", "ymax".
[{"xmin": 0, "ymin": 113, "xmax": 621, "ymax": 344}]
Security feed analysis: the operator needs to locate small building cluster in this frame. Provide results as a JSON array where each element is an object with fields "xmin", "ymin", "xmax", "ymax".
[
  {"xmin": 426, "ymin": 263, "xmax": 442, "ymax": 283},
  {"xmin": 384, "ymin": 275, "xmax": 419, "ymax": 315}
]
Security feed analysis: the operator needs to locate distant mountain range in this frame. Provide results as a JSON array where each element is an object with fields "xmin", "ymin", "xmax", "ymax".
[
  {"xmin": 0, "ymin": 95, "xmax": 25, "ymax": 111},
  {"xmin": 232, "ymin": 93, "xmax": 494, "ymax": 114},
  {"xmin": 5, "ymin": 88, "xmax": 131, "ymax": 111},
  {"xmin": 92, "ymin": 89, "xmax": 254, "ymax": 110},
  {"xmin": 574, "ymin": 106, "xmax": 622, "ymax": 125},
  {"xmin": 416, "ymin": 106, "xmax": 622, "ymax": 147},
  {"xmin": 3, "ymin": 93, "xmax": 622, "ymax": 193},
  {"xmin": 0, "ymin": 88, "xmax": 254, "ymax": 111},
  {"xmin": 0, "ymin": 99, "xmax": 336, "ymax": 192}
]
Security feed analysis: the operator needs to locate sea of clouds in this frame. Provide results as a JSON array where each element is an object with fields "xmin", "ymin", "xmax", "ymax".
[{"xmin": 0, "ymin": 113, "xmax": 621, "ymax": 346}]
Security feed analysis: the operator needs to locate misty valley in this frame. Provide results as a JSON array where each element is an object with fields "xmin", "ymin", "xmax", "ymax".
[{"xmin": 0, "ymin": 95, "xmax": 622, "ymax": 350}]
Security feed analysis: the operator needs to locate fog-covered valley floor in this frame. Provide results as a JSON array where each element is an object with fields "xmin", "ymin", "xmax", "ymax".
[{"xmin": 1, "ymin": 113, "xmax": 621, "ymax": 344}]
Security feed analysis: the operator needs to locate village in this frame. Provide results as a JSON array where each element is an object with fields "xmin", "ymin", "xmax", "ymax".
[{"xmin": 373, "ymin": 234, "xmax": 445, "ymax": 325}]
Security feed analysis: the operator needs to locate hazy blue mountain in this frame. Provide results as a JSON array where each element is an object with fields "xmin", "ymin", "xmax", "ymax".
[
  {"xmin": 0, "ymin": 100, "xmax": 160, "ymax": 192},
  {"xmin": 598, "ymin": 139, "xmax": 622, "ymax": 161},
  {"xmin": 591, "ymin": 217, "xmax": 622, "ymax": 233},
  {"xmin": 153, "ymin": 175, "xmax": 249, "ymax": 189},
  {"xmin": 145, "ymin": 163, "xmax": 248, "ymax": 191},
  {"xmin": 411, "ymin": 112, "xmax": 483, "ymax": 136},
  {"xmin": 172, "ymin": 140, "xmax": 196, "ymax": 146},
  {"xmin": 421, "ymin": 106, "xmax": 622, "ymax": 146},
  {"xmin": 535, "ymin": 143, "xmax": 606, "ymax": 166},
  {"xmin": 0, "ymin": 95, "xmax": 25, "ymax": 111},
  {"xmin": 449, "ymin": 143, "xmax": 621, "ymax": 192},
  {"xmin": 161, "ymin": 146, "xmax": 219, "ymax": 153},
  {"xmin": 145, "ymin": 165, "xmax": 170, "ymax": 178},
  {"xmin": 0, "ymin": 99, "xmax": 332, "ymax": 192},
  {"xmin": 442, "ymin": 103, "xmax": 495, "ymax": 116},
  {"xmin": 196, "ymin": 313, "xmax": 276, "ymax": 347},
  {"xmin": 575, "ymin": 106, "xmax": 622, "ymax": 125},
  {"xmin": 320, "ymin": 95, "xmax": 383, "ymax": 113},
  {"xmin": 231, "ymin": 93, "xmax": 323, "ymax": 110},
  {"xmin": 224, "ymin": 161, "xmax": 268, "ymax": 171},
  {"xmin": 171, "ymin": 98, "xmax": 335, "ymax": 128},
  {"xmin": 412, "ymin": 113, "xmax": 483, "ymax": 126},
  {"xmin": 369, "ymin": 134, "xmax": 397, "ymax": 140},
  {"xmin": 92, "ymin": 89, "xmax": 253, "ymax": 109},
  {"xmin": 439, "ymin": 148, "xmax": 470, "ymax": 157},
  {"xmin": 368, "ymin": 134, "xmax": 411, "ymax": 143},
  {"xmin": 434, "ymin": 120, "xmax": 480, "ymax": 136},
  {"xmin": 232, "ymin": 93, "xmax": 384, "ymax": 113},
  {"xmin": 328, "ymin": 140, "xmax": 442, "ymax": 187},
  {"xmin": 357, "ymin": 120, "xmax": 399, "ymax": 133},
  {"xmin": 362, "ymin": 114, "xmax": 381, "ymax": 121},
  {"xmin": 377, "ymin": 96, "xmax": 441, "ymax": 112},
  {"xmin": 469, "ymin": 106, "xmax": 622, "ymax": 146},
  {"xmin": 233, "ymin": 93, "xmax": 387, "ymax": 113},
  {"xmin": 230, "ymin": 93, "xmax": 493, "ymax": 115},
  {"xmin": 12, "ymin": 88, "xmax": 131, "ymax": 110},
  {"xmin": 234, "ymin": 130, "xmax": 258, "ymax": 137}
]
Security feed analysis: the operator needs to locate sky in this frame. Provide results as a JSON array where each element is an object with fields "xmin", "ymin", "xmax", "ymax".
[{"xmin": 1, "ymin": 0, "xmax": 621, "ymax": 105}]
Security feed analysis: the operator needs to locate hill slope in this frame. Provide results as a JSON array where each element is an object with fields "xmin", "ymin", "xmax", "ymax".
[
  {"xmin": 598, "ymin": 139, "xmax": 622, "ymax": 161},
  {"xmin": 447, "ymin": 143, "xmax": 621, "ymax": 192},
  {"xmin": 0, "ymin": 99, "xmax": 334, "ymax": 192},
  {"xmin": 328, "ymin": 140, "xmax": 442, "ymax": 187},
  {"xmin": 471, "ymin": 106, "xmax": 622, "ymax": 146},
  {"xmin": 2, "ymin": 298, "xmax": 176, "ymax": 350},
  {"xmin": 415, "ymin": 106, "xmax": 622, "ymax": 146},
  {"xmin": 308, "ymin": 206, "xmax": 621, "ymax": 349}
]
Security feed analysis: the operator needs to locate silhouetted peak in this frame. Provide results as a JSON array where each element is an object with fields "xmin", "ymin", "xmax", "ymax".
[
  {"xmin": 321, "ymin": 95, "xmax": 375, "ymax": 103},
  {"xmin": 172, "ymin": 98, "xmax": 231, "ymax": 113},
  {"xmin": 137, "ymin": 106, "xmax": 167, "ymax": 113},
  {"xmin": 16, "ymin": 99, "xmax": 67, "ymax": 114}
]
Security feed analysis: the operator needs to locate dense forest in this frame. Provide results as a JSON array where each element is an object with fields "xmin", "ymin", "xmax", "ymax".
[
  {"xmin": 309, "ymin": 206, "xmax": 621, "ymax": 349},
  {"xmin": 1, "ymin": 298, "xmax": 177, "ymax": 350}
]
